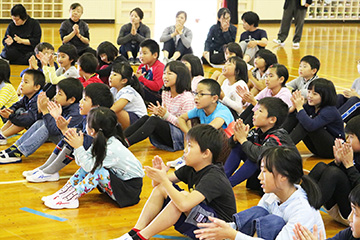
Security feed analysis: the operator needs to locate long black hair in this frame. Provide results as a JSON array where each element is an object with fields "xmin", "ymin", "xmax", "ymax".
[
  {"xmin": 112, "ymin": 62, "xmax": 144, "ymax": 98},
  {"xmin": 0, "ymin": 59, "xmax": 11, "ymax": 84},
  {"xmin": 259, "ymin": 147, "xmax": 322, "ymax": 209},
  {"xmin": 163, "ymin": 61, "xmax": 191, "ymax": 94},
  {"xmin": 87, "ymin": 107, "xmax": 126, "ymax": 173},
  {"xmin": 228, "ymin": 56, "xmax": 248, "ymax": 83}
]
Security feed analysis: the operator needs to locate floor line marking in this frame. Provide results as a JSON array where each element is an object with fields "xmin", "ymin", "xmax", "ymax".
[
  {"xmin": 153, "ymin": 234, "xmax": 190, "ymax": 239},
  {"xmin": 0, "ymin": 175, "xmax": 71, "ymax": 185},
  {"xmin": 20, "ymin": 207, "xmax": 67, "ymax": 222}
]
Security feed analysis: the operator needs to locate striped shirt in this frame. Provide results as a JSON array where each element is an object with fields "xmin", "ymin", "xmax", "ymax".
[
  {"xmin": 0, "ymin": 82, "xmax": 18, "ymax": 109},
  {"xmin": 162, "ymin": 90, "xmax": 194, "ymax": 126}
]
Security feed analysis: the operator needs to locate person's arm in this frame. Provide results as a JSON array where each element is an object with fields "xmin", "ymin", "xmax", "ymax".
[
  {"xmin": 133, "ymin": 24, "xmax": 150, "ymax": 43},
  {"xmin": 208, "ymin": 117, "xmax": 225, "ymax": 130},
  {"xmin": 179, "ymin": 27, "xmax": 192, "ymax": 49},
  {"xmin": 110, "ymin": 98, "xmax": 129, "ymax": 114},
  {"xmin": 137, "ymin": 63, "xmax": 164, "ymax": 91},
  {"xmin": 159, "ymin": 26, "xmax": 174, "ymax": 43},
  {"xmin": 204, "ymin": 25, "xmax": 216, "ymax": 52},
  {"xmin": 223, "ymin": 25, "xmax": 237, "ymax": 43},
  {"xmin": 42, "ymin": 66, "xmax": 66, "ymax": 84},
  {"xmin": 177, "ymin": 112, "xmax": 191, "ymax": 133},
  {"xmin": 59, "ymin": 21, "xmax": 75, "ymax": 43},
  {"xmin": 77, "ymin": 21, "xmax": 90, "ymax": 45},
  {"xmin": 222, "ymin": 82, "xmax": 248, "ymax": 115},
  {"xmin": 249, "ymin": 71, "xmax": 266, "ymax": 91},
  {"xmin": 27, "ymin": 19, "xmax": 41, "ymax": 47},
  {"xmin": 117, "ymin": 24, "xmax": 133, "ymax": 45},
  {"xmin": 296, "ymin": 106, "xmax": 338, "ymax": 132},
  {"xmin": 8, "ymin": 95, "xmax": 39, "ymax": 127},
  {"xmin": 163, "ymin": 93, "xmax": 194, "ymax": 126}
]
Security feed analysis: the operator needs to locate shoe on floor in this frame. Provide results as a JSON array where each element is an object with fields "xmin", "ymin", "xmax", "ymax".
[
  {"xmin": 273, "ymin": 39, "xmax": 285, "ymax": 47},
  {"xmin": 0, "ymin": 134, "xmax": 7, "ymax": 145},
  {"xmin": 111, "ymin": 233, "xmax": 134, "ymax": 240},
  {"xmin": 42, "ymin": 192, "xmax": 62, "ymax": 202},
  {"xmin": 22, "ymin": 168, "xmax": 40, "ymax": 178},
  {"xmin": 26, "ymin": 169, "xmax": 59, "ymax": 183},
  {"xmin": 45, "ymin": 196, "xmax": 79, "ymax": 209},
  {"xmin": 0, "ymin": 155, "xmax": 21, "ymax": 164},
  {"xmin": 292, "ymin": 42, "xmax": 300, "ymax": 49}
]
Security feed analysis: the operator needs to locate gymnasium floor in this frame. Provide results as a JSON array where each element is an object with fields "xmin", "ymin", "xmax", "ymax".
[{"xmin": 1, "ymin": 22, "xmax": 359, "ymax": 239}]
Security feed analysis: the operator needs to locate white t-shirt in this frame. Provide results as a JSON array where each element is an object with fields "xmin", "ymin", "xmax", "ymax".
[
  {"xmin": 221, "ymin": 79, "xmax": 248, "ymax": 115},
  {"xmin": 111, "ymin": 85, "xmax": 147, "ymax": 118}
]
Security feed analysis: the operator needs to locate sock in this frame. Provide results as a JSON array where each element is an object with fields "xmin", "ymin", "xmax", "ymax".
[
  {"xmin": 133, "ymin": 232, "xmax": 148, "ymax": 240},
  {"xmin": 125, "ymin": 138, "xmax": 131, "ymax": 148},
  {"xmin": 5, "ymin": 145, "xmax": 17, "ymax": 153},
  {"xmin": 7, "ymin": 148, "xmax": 23, "ymax": 158},
  {"xmin": 61, "ymin": 184, "xmax": 79, "ymax": 201},
  {"xmin": 128, "ymin": 228, "xmax": 140, "ymax": 237},
  {"xmin": 42, "ymin": 146, "xmax": 73, "ymax": 174}
]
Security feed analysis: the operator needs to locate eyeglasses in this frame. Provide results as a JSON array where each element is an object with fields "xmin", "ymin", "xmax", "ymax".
[{"xmin": 192, "ymin": 91, "xmax": 214, "ymax": 97}]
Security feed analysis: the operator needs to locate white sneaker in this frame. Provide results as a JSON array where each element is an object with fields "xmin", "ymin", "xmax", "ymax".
[
  {"xmin": 273, "ymin": 39, "xmax": 285, "ymax": 47},
  {"xmin": 111, "ymin": 233, "xmax": 133, "ymax": 240},
  {"xmin": 26, "ymin": 169, "xmax": 59, "ymax": 182},
  {"xmin": 167, "ymin": 156, "xmax": 185, "ymax": 168},
  {"xmin": 0, "ymin": 138, "xmax": 7, "ymax": 145},
  {"xmin": 41, "ymin": 192, "xmax": 61, "ymax": 202},
  {"xmin": 44, "ymin": 196, "xmax": 79, "ymax": 209},
  {"xmin": 22, "ymin": 168, "xmax": 40, "ymax": 178},
  {"xmin": 292, "ymin": 42, "xmax": 300, "ymax": 49},
  {"xmin": 0, "ymin": 156, "xmax": 21, "ymax": 164}
]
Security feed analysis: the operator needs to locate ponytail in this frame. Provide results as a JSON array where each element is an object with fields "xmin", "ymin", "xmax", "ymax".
[
  {"xmin": 115, "ymin": 123, "xmax": 127, "ymax": 147},
  {"xmin": 128, "ymin": 74, "xmax": 145, "ymax": 99},
  {"xmin": 91, "ymin": 129, "xmax": 107, "ymax": 173},
  {"xmin": 300, "ymin": 175, "xmax": 322, "ymax": 209}
]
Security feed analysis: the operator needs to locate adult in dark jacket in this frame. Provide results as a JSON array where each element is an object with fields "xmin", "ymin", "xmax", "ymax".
[{"xmin": 0, "ymin": 4, "xmax": 41, "ymax": 65}]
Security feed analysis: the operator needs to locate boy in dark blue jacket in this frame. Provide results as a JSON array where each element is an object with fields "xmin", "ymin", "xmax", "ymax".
[
  {"xmin": 0, "ymin": 78, "xmax": 83, "ymax": 164},
  {"xmin": 0, "ymin": 69, "xmax": 45, "ymax": 145}
]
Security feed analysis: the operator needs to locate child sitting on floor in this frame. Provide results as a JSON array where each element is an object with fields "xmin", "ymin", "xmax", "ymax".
[{"xmin": 77, "ymin": 53, "xmax": 103, "ymax": 87}]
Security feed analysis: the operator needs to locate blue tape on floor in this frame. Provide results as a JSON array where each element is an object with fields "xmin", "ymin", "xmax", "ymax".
[
  {"xmin": 153, "ymin": 235, "xmax": 190, "ymax": 239},
  {"xmin": 20, "ymin": 207, "xmax": 67, "ymax": 222}
]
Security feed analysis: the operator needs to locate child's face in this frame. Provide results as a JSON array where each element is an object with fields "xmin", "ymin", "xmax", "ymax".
[
  {"xmin": 307, "ymin": 88, "xmax": 321, "ymax": 108},
  {"xmin": 183, "ymin": 138, "xmax": 203, "ymax": 168},
  {"xmin": 130, "ymin": 11, "xmax": 141, "ymax": 25},
  {"xmin": 163, "ymin": 66, "xmax": 177, "ymax": 88},
  {"xmin": 242, "ymin": 19, "xmax": 251, "ymax": 31},
  {"xmin": 258, "ymin": 159, "xmax": 279, "ymax": 194},
  {"xmin": 194, "ymin": 83, "xmax": 217, "ymax": 110},
  {"xmin": 299, "ymin": 61, "xmax": 316, "ymax": 80},
  {"xmin": 99, "ymin": 53, "xmax": 109, "ymax": 64},
  {"xmin": 57, "ymin": 52, "xmax": 72, "ymax": 69},
  {"xmin": 176, "ymin": 13, "xmax": 186, "ymax": 26},
  {"xmin": 265, "ymin": 68, "xmax": 283, "ymax": 90},
  {"xmin": 254, "ymin": 57, "xmax": 265, "ymax": 70},
  {"xmin": 41, "ymin": 48, "xmax": 54, "ymax": 56},
  {"xmin": 349, "ymin": 133, "xmax": 360, "ymax": 153},
  {"xmin": 253, "ymin": 105, "xmax": 273, "ymax": 128},
  {"xmin": 19, "ymin": 73, "xmax": 38, "ymax": 97},
  {"xmin": 109, "ymin": 71, "xmax": 123, "ymax": 89},
  {"xmin": 222, "ymin": 60, "xmax": 235, "ymax": 78},
  {"xmin": 139, "ymin": 47, "xmax": 157, "ymax": 66},
  {"xmin": 70, "ymin": 6, "xmax": 83, "ymax": 22},
  {"xmin": 225, "ymin": 48, "xmax": 236, "ymax": 61},
  {"xmin": 79, "ymin": 94, "xmax": 93, "ymax": 115},
  {"xmin": 54, "ymin": 88, "xmax": 72, "ymax": 107},
  {"xmin": 349, "ymin": 203, "xmax": 360, "ymax": 238},
  {"xmin": 182, "ymin": 60, "xmax": 191, "ymax": 73}
]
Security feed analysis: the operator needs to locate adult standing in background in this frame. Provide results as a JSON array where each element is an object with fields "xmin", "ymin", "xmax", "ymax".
[
  {"xmin": 117, "ymin": 7, "xmax": 150, "ymax": 65},
  {"xmin": 273, "ymin": 0, "xmax": 312, "ymax": 49},
  {"xmin": 1, "ymin": 4, "xmax": 41, "ymax": 65}
]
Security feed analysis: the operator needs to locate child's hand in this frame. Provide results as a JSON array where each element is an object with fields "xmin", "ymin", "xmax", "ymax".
[
  {"xmin": 333, "ymin": 138, "xmax": 354, "ymax": 168},
  {"xmin": 291, "ymin": 90, "xmax": 304, "ymax": 111},
  {"xmin": 292, "ymin": 223, "xmax": 324, "ymax": 240},
  {"xmin": 247, "ymin": 40, "xmax": 258, "ymax": 48},
  {"xmin": 37, "ymin": 92, "xmax": 50, "ymax": 114},
  {"xmin": 4, "ymin": 35, "xmax": 13, "ymax": 45},
  {"xmin": 233, "ymin": 119, "xmax": 249, "ymax": 144},
  {"xmin": 134, "ymin": 70, "xmax": 145, "ymax": 78},
  {"xmin": 343, "ymin": 88, "xmax": 358, "ymax": 98},
  {"xmin": 48, "ymin": 53, "xmax": 55, "ymax": 67},
  {"xmin": 28, "ymin": 55, "xmax": 38, "ymax": 70},
  {"xmin": 236, "ymin": 85, "xmax": 248, "ymax": 98},
  {"xmin": 149, "ymin": 101, "xmax": 167, "ymax": 117},
  {"xmin": 47, "ymin": 101, "xmax": 62, "ymax": 120},
  {"xmin": 37, "ymin": 52, "xmax": 49, "ymax": 66},
  {"xmin": 144, "ymin": 164, "xmax": 168, "ymax": 183},
  {"xmin": 64, "ymin": 128, "xmax": 83, "ymax": 149},
  {"xmin": 194, "ymin": 216, "xmax": 238, "ymax": 240},
  {"xmin": 56, "ymin": 116, "xmax": 71, "ymax": 134},
  {"xmin": 0, "ymin": 108, "xmax": 13, "ymax": 118}
]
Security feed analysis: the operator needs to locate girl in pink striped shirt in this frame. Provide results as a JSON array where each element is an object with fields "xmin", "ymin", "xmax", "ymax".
[{"xmin": 124, "ymin": 61, "xmax": 194, "ymax": 151}]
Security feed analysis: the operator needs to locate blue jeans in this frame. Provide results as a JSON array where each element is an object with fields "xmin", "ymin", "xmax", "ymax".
[
  {"xmin": 16, "ymin": 119, "xmax": 62, "ymax": 157},
  {"xmin": 233, "ymin": 206, "xmax": 286, "ymax": 240}
]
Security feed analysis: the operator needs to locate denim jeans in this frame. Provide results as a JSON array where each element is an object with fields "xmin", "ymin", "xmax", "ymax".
[
  {"xmin": 233, "ymin": 206, "xmax": 286, "ymax": 240},
  {"xmin": 16, "ymin": 119, "xmax": 62, "ymax": 157}
]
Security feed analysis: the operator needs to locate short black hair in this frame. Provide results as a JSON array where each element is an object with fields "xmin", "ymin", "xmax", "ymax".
[
  {"xmin": 0, "ymin": 59, "xmax": 11, "ymax": 84},
  {"xmin": 35, "ymin": 42, "xmax": 55, "ymax": 55},
  {"xmin": 308, "ymin": 78, "xmax": 337, "ymax": 107},
  {"xmin": 224, "ymin": 42, "xmax": 243, "ymax": 58},
  {"xmin": 345, "ymin": 115, "xmax": 360, "ymax": 141},
  {"xmin": 70, "ymin": 3, "xmax": 83, "ymax": 11},
  {"xmin": 181, "ymin": 54, "xmax": 204, "ymax": 78},
  {"xmin": 241, "ymin": 11, "xmax": 260, "ymax": 27},
  {"xmin": 11, "ymin": 4, "xmax": 28, "ymax": 20},
  {"xmin": 163, "ymin": 61, "xmax": 191, "ymax": 94},
  {"xmin": 255, "ymin": 49, "xmax": 278, "ymax": 72},
  {"xmin": 228, "ymin": 56, "xmax": 248, "ymax": 83},
  {"xmin": 198, "ymin": 79, "xmax": 221, "ymax": 98},
  {"xmin": 176, "ymin": 11, "xmax": 187, "ymax": 20},
  {"xmin": 84, "ymin": 83, "xmax": 113, "ymax": 108},
  {"xmin": 131, "ymin": 7, "xmax": 144, "ymax": 20},
  {"xmin": 258, "ymin": 97, "xmax": 289, "ymax": 128},
  {"xmin": 57, "ymin": 78, "xmax": 83, "ymax": 103},
  {"xmin": 58, "ymin": 44, "xmax": 78, "ymax": 66},
  {"xmin": 186, "ymin": 124, "xmax": 222, "ymax": 164},
  {"xmin": 140, "ymin": 39, "xmax": 160, "ymax": 58},
  {"xmin": 97, "ymin": 41, "xmax": 118, "ymax": 63},
  {"xmin": 349, "ymin": 184, "xmax": 360, "ymax": 207},
  {"xmin": 268, "ymin": 63, "xmax": 289, "ymax": 87},
  {"xmin": 217, "ymin": 7, "xmax": 231, "ymax": 19},
  {"xmin": 300, "ymin": 55, "xmax": 320, "ymax": 75},
  {"xmin": 23, "ymin": 69, "xmax": 45, "ymax": 89},
  {"xmin": 78, "ymin": 53, "xmax": 98, "ymax": 74}
]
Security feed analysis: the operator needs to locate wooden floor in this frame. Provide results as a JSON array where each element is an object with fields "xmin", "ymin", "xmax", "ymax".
[{"xmin": 1, "ymin": 22, "xmax": 358, "ymax": 239}]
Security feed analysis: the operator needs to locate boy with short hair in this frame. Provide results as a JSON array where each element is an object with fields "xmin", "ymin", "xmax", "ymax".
[
  {"xmin": 77, "ymin": 52, "xmax": 103, "ymax": 87},
  {"xmin": 224, "ymin": 97, "xmax": 298, "ymax": 189},
  {"xmin": 24, "ymin": 83, "xmax": 114, "ymax": 182},
  {"xmin": 0, "ymin": 78, "xmax": 83, "ymax": 164},
  {"xmin": 239, "ymin": 11, "xmax": 268, "ymax": 64},
  {"xmin": 286, "ymin": 55, "xmax": 320, "ymax": 98},
  {"xmin": 115, "ymin": 124, "xmax": 237, "ymax": 240},
  {"xmin": 0, "ymin": 69, "xmax": 45, "ymax": 145},
  {"xmin": 134, "ymin": 39, "xmax": 164, "ymax": 104}
]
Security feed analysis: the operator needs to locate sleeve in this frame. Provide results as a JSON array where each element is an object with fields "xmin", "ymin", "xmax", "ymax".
[
  {"xmin": 213, "ymin": 105, "xmax": 234, "ymax": 127},
  {"xmin": 179, "ymin": 27, "xmax": 192, "ymax": 49},
  {"xmin": 296, "ymin": 107, "xmax": 338, "ymax": 132},
  {"xmin": 118, "ymin": 88, "xmax": 135, "ymax": 103},
  {"xmin": 81, "ymin": 21, "xmax": 90, "ymax": 39},
  {"xmin": 42, "ymin": 113, "xmax": 60, "ymax": 135},
  {"xmin": 74, "ymin": 146, "xmax": 95, "ymax": 172},
  {"xmin": 204, "ymin": 25, "xmax": 216, "ymax": 51},
  {"xmin": 187, "ymin": 107, "xmax": 199, "ymax": 119},
  {"xmin": 164, "ymin": 93, "xmax": 195, "ymax": 126},
  {"xmin": 117, "ymin": 24, "xmax": 132, "ymax": 45},
  {"xmin": 133, "ymin": 24, "xmax": 150, "ymax": 43},
  {"xmin": 327, "ymin": 228, "xmax": 352, "ymax": 240},
  {"xmin": 285, "ymin": 77, "xmax": 299, "ymax": 91},
  {"xmin": 29, "ymin": 20, "xmax": 42, "ymax": 48},
  {"xmin": 222, "ymin": 81, "xmax": 248, "ymax": 114},
  {"xmin": 194, "ymin": 170, "xmax": 227, "ymax": 201},
  {"xmin": 260, "ymin": 29, "xmax": 268, "ymax": 39},
  {"xmin": 59, "ymin": 21, "xmax": 69, "ymax": 40},
  {"xmin": 2, "ymin": 24, "xmax": 11, "ymax": 47},
  {"xmin": 9, "ymin": 97, "xmax": 24, "ymax": 111},
  {"xmin": 138, "ymin": 63, "xmax": 164, "ymax": 91},
  {"xmin": 0, "ymin": 84, "xmax": 17, "ymax": 109},
  {"xmin": 345, "ymin": 166, "xmax": 360, "ymax": 187},
  {"xmin": 9, "ymin": 96, "xmax": 39, "ymax": 127},
  {"xmin": 43, "ymin": 66, "xmax": 66, "ymax": 84},
  {"xmin": 159, "ymin": 26, "xmax": 173, "ymax": 43}
]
